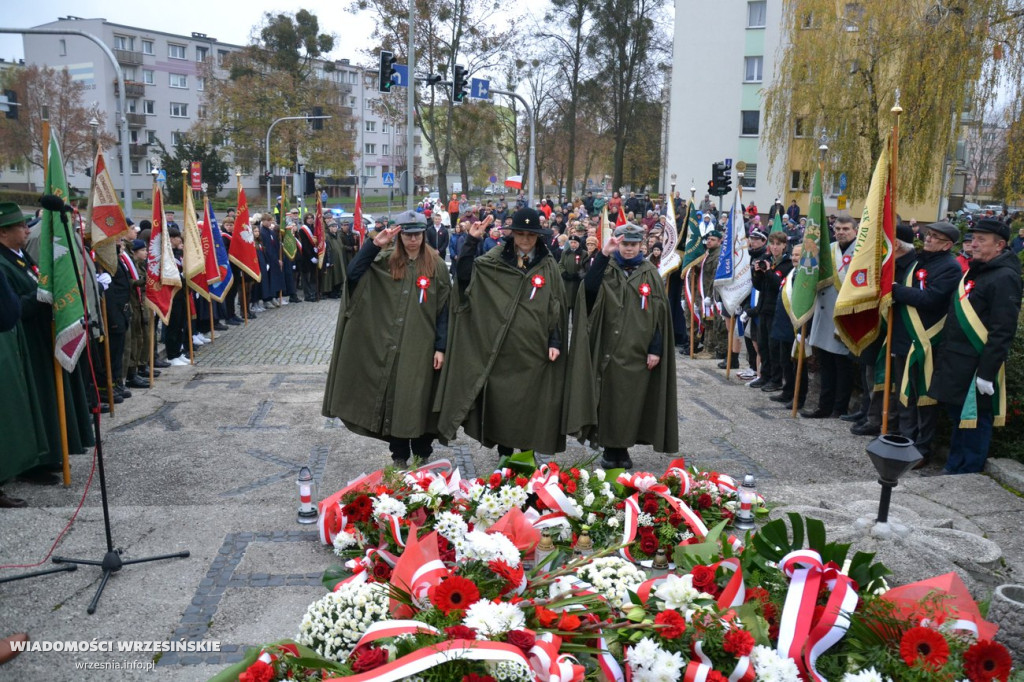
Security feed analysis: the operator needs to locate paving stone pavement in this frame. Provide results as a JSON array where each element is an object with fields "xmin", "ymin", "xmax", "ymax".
[{"xmin": 1, "ymin": 296, "xmax": 1022, "ymax": 680}]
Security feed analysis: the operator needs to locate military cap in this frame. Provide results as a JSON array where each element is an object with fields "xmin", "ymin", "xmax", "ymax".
[
  {"xmin": 748, "ymin": 229, "xmax": 767, "ymax": 241},
  {"xmin": 131, "ymin": 239, "xmax": 147, "ymax": 252},
  {"xmin": 613, "ymin": 222, "xmax": 644, "ymax": 242},
  {"xmin": 0, "ymin": 202, "xmax": 28, "ymax": 228},
  {"xmin": 926, "ymin": 221, "xmax": 960, "ymax": 243},
  {"xmin": 968, "ymin": 217, "xmax": 1009, "ymax": 242},
  {"xmin": 706, "ymin": 230, "xmax": 723, "ymax": 240},
  {"xmin": 509, "ymin": 208, "xmax": 550, "ymax": 236},
  {"xmin": 394, "ymin": 210, "xmax": 427, "ymax": 233}
]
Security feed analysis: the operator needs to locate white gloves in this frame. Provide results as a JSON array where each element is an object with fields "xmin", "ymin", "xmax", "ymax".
[
  {"xmin": 310, "ymin": 257, "xmax": 318, "ymax": 264},
  {"xmin": 703, "ymin": 297, "xmax": 712, "ymax": 307},
  {"xmin": 976, "ymin": 378, "xmax": 995, "ymax": 396},
  {"xmin": 96, "ymin": 273, "xmax": 112, "ymax": 290},
  {"xmin": 739, "ymin": 312, "xmax": 749, "ymax": 324}
]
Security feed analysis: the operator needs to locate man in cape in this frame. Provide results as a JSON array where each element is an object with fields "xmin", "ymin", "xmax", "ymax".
[
  {"xmin": 565, "ymin": 223, "xmax": 677, "ymax": 469},
  {"xmin": 319, "ymin": 218, "xmax": 348, "ymax": 299},
  {"xmin": 436, "ymin": 207, "xmax": 568, "ymax": 456}
]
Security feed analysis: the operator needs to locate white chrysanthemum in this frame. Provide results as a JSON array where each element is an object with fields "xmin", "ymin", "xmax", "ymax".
[
  {"xmin": 841, "ymin": 669, "xmax": 891, "ymax": 682},
  {"xmin": 332, "ymin": 530, "xmax": 357, "ymax": 554},
  {"xmin": 462, "ymin": 600, "xmax": 526, "ymax": 637},
  {"xmin": 435, "ymin": 510, "xmax": 469, "ymax": 543},
  {"xmin": 296, "ymin": 581, "xmax": 390, "ymax": 661},
  {"xmin": 583, "ymin": 491, "xmax": 596, "ymax": 507},
  {"xmin": 630, "ymin": 636, "xmax": 661, "ymax": 663},
  {"xmin": 492, "ymin": 660, "xmax": 533, "ymax": 682},
  {"xmin": 648, "ymin": 649, "xmax": 685, "ymax": 681},
  {"xmin": 372, "ymin": 493, "xmax": 407, "ymax": 519},
  {"xmin": 576, "ymin": 556, "xmax": 646, "ymax": 609},
  {"xmin": 653, "ymin": 573, "xmax": 712, "ymax": 611},
  {"xmin": 458, "ymin": 530, "xmax": 521, "ymax": 566},
  {"xmin": 606, "ymin": 516, "xmax": 620, "ymax": 529},
  {"xmin": 750, "ymin": 645, "xmax": 801, "ymax": 682}
]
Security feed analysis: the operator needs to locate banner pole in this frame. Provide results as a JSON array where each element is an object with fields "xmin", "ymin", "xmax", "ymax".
[
  {"xmin": 241, "ymin": 275, "xmax": 249, "ymax": 326},
  {"xmin": 148, "ymin": 313, "xmax": 155, "ymax": 386},
  {"xmin": 881, "ymin": 94, "xmax": 903, "ymax": 435},
  {"xmin": 688, "ymin": 269, "xmax": 697, "ymax": 359},
  {"xmin": 792, "ymin": 324, "xmax": 807, "ymax": 418},
  {"xmin": 99, "ymin": 297, "xmax": 116, "ymax": 417},
  {"xmin": 182, "ymin": 169, "xmax": 195, "ymax": 364},
  {"xmin": 725, "ymin": 316, "xmax": 735, "ymax": 379}
]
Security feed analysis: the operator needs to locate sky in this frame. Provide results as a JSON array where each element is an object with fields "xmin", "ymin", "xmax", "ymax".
[{"xmin": 0, "ymin": 0, "xmax": 548, "ymax": 67}]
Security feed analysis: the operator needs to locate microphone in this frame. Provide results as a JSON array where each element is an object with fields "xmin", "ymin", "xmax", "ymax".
[{"xmin": 39, "ymin": 194, "xmax": 74, "ymax": 213}]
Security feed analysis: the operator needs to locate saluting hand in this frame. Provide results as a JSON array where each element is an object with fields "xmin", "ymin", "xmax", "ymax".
[
  {"xmin": 602, "ymin": 234, "xmax": 624, "ymax": 257},
  {"xmin": 373, "ymin": 226, "xmax": 401, "ymax": 248},
  {"xmin": 467, "ymin": 215, "xmax": 494, "ymax": 240}
]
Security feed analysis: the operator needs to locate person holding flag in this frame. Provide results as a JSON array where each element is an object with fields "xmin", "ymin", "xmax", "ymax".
[
  {"xmin": 676, "ymin": 199, "xmax": 706, "ymax": 356},
  {"xmin": 297, "ymin": 211, "xmax": 319, "ymax": 302},
  {"xmin": 226, "ymin": 178, "xmax": 262, "ymax": 322}
]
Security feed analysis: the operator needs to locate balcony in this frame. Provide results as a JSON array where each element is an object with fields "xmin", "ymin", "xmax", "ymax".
[
  {"xmin": 113, "ymin": 79, "xmax": 145, "ymax": 97},
  {"xmin": 113, "ymin": 48, "xmax": 143, "ymax": 65},
  {"xmin": 125, "ymin": 112, "xmax": 146, "ymax": 128},
  {"xmin": 128, "ymin": 143, "xmax": 148, "ymax": 158}
]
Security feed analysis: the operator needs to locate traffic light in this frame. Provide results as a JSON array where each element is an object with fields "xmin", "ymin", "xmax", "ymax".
[
  {"xmin": 378, "ymin": 51, "xmax": 397, "ymax": 93},
  {"xmin": 264, "ymin": 170, "xmax": 272, "ymax": 182},
  {"xmin": 2, "ymin": 89, "xmax": 16, "ymax": 120},
  {"xmin": 709, "ymin": 162, "xmax": 732, "ymax": 196},
  {"xmin": 304, "ymin": 171, "xmax": 316, "ymax": 196},
  {"xmin": 452, "ymin": 65, "xmax": 467, "ymax": 103},
  {"xmin": 719, "ymin": 166, "xmax": 732, "ymax": 195},
  {"xmin": 309, "ymin": 106, "xmax": 323, "ymax": 131}
]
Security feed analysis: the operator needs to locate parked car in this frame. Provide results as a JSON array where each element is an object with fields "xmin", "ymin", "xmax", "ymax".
[{"xmin": 983, "ymin": 204, "xmax": 1003, "ymax": 213}]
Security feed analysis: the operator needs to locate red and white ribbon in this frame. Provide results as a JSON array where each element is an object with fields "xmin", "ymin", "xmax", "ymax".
[
  {"xmin": 317, "ymin": 470, "xmax": 385, "ymax": 545},
  {"xmin": 353, "ymin": 620, "xmax": 441, "ymax": 649},
  {"xmin": 776, "ymin": 549, "xmax": 859, "ymax": 682},
  {"xmin": 530, "ymin": 274, "xmax": 545, "ymax": 300},
  {"xmin": 639, "ymin": 282, "xmax": 651, "ymax": 310},
  {"xmin": 916, "ymin": 269, "xmax": 927, "ymax": 290},
  {"xmin": 529, "ymin": 633, "xmax": 586, "ymax": 682},
  {"xmin": 711, "ymin": 557, "xmax": 746, "ymax": 609},
  {"xmin": 324, "ymin": 639, "xmax": 531, "ymax": 682},
  {"xmin": 417, "ymin": 275, "xmax": 430, "ymax": 303}
]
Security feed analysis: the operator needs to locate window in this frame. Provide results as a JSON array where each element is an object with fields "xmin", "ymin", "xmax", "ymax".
[
  {"xmin": 142, "ymin": 69, "xmax": 155, "ymax": 85},
  {"xmin": 122, "ymin": 67, "xmax": 136, "ymax": 82},
  {"xmin": 40, "ymin": 105, "xmax": 49, "ymax": 121},
  {"xmin": 217, "ymin": 49, "xmax": 229, "ymax": 65},
  {"xmin": 366, "ymin": 165, "xmax": 376, "ymax": 176},
  {"xmin": 382, "ymin": 121, "xmax": 389, "ymax": 133},
  {"xmin": 747, "ymin": 1, "xmax": 767, "ymax": 28},
  {"xmin": 794, "ymin": 117, "xmax": 808, "ymax": 138},
  {"xmin": 147, "ymin": 130, "xmax": 157, "ymax": 144},
  {"xmin": 741, "ymin": 110, "xmax": 760, "ymax": 136},
  {"xmin": 170, "ymin": 102, "xmax": 188, "ymax": 117},
  {"xmin": 170, "ymin": 73, "xmax": 187, "ymax": 88},
  {"xmin": 348, "ymin": 96, "xmax": 357, "ymax": 107},
  {"xmin": 114, "ymin": 35, "xmax": 134, "ymax": 51},
  {"xmin": 382, "ymin": 144, "xmax": 390, "ymax": 155},
  {"xmin": 843, "ymin": 3, "xmax": 863, "ymax": 31},
  {"xmin": 800, "ymin": 11, "xmax": 819, "ymax": 29},
  {"xmin": 196, "ymin": 46, "xmax": 209, "ymax": 62},
  {"xmin": 790, "ymin": 170, "xmax": 809, "ymax": 192},
  {"xmin": 349, "ymin": 71, "xmax": 358, "ymax": 85},
  {"xmin": 740, "ymin": 163, "xmax": 757, "ymax": 189},
  {"xmin": 136, "ymin": 190, "xmax": 144, "ymax": 200},
  {"xmin": 143, "ymin": 100, "xmax": 155, "ymax": 115},
  {"xmin": 744, "ymin": 56, "xmax": 763, "ymax": 83},
  {"xmin": 126, "ymin": 99, "xmax": 138, "ymax": 113},
  {"xmin": 142, "ymin": 39, "xmax": 154, "ymax": 55},
  {"xmin": 168, "ymin": 44, "xmax": 186, "ymax": 59},
  {"xmin": 59, "ymin": 39, "xmax": 66, "ymax": 56},
  {"xmin": 171, "ymin": 131, "xmax": 183, "ymax": 146},
  {"xmin": 364, "ymin": 143, "xmax": 376, "ymax": 155},
  {"xmin": 365, "ymin": 120, "xmax": 376, "ymax": 132},
  {"xmin": 829, "ymin": 172, "xmax": 846, "ymax": 197},
  {"xmin": 366, "ymin": 98, "xmax": 375, "ymax": 110},
  {"xmin": 197, "ymin": 76, "xmax": 205, "ymax": 91},
  {"xmin": 197, "ymin": 104, "xmax": 208, "ymax": 119},
  {"xmin": 131, "ymin": 160, "xmax": 141, "ymax": 175}
]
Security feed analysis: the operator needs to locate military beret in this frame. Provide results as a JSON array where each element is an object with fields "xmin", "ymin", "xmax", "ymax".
[
  {"xmin": 131, "ymin": 239, "xmax": 147, "ymax": 252},
  {"xmin": 706, "ymin": 230, "xmax": 723, "ymax": 240}
]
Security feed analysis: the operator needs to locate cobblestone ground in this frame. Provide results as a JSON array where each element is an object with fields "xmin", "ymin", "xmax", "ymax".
[{"xmin": 1, "ymin": 292, "xmax": 1022, "ymax": 681}]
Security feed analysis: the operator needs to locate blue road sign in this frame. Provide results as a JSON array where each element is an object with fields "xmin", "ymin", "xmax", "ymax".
[
  {"xmin": 392, "ymin": 64, "xmax": 409, "ymax": 88},
  {"xmin": 157, "ymin": 169, "xmax": 167, "ymax": 183},
  {"xmin": 470, "ymin": 78, "xmax": 490, "ymax": 100},
  {"xmin": 382, "ymin": 172, "xmax": 395, "ymax": 187},
  {"xmin": 724, "ymin": 158, "xmax": 732, "ymax": 170},
  {"xmin": 838, "ymin": 172, "xmax": 848, "ymax": 193},
  {"xmin": 489, "ymin": 174, "xmax": 497, "ymax": 184}
]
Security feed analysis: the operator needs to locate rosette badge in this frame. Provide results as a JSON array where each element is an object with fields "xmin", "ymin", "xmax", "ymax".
[
  {"xmin": 530, "ymin": 274, "xmax": 545, "ymax": 300},
  {"xmin": 416, "ymin": 276, "xmax": 430, "ymax": 303},
  {"xmin": 638, "ymin": 282, "xmax": 651, "ymax": 309}
]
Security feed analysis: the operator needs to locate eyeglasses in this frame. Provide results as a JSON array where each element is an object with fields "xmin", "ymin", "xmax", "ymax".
[{"xmin": 924, "ymin": 233, "xmax": 951, "ymax": 243}]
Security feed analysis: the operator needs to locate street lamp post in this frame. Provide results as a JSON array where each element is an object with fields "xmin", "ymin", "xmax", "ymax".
[
  {"xmin": 264, "ymin": 115, "xmax": 332, "ymax": 211},
  {"xmin": 488, "ymin": 87, "xmax": 535, "ymax": 208}
]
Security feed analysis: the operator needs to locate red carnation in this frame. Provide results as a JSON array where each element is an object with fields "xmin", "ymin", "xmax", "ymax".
[
  {"xmin": 705, "ymin": 672, "xmax": 728, "ymax": 682},
  {"xmin": 565, "ymin": 479, "xmax": 577, "ymax": 494},
  {"xmin": 690, "ymin": 565, "xmax": 717, "ymax": 593},
  {"xmin": 462, "ymin": 675, "xmax": 497, "ymax": 682},
  {"xmin": 762, "ymin": 602, "xmax": 779, "ymax": 622},
  {"xmin": 489, "ymin": 472, "xmax": 502, "ymax": 488},
  {"xmin": 643, "ymin": 498, "xmax": 660, "ymax": 515},
  {"xmin": 429, "ymin": 575, "xmax": 481, "ymax": 614},
  {"xmin": 445, "ymin": 624, "xmax": 479, "ymax": 640},
  {"xmin": 668, "ymin": 512, "xmax": 684, "ymax": 527},
  {"xmin": 516, "ymin": 476, "xmax": 528, "ymax": 487},
  {"xmin": 639, "ymin": 534, "xmax": 659, "ymax": 555},
  {"xmin": 722, "ymin": 629, "xmax": 755, "ymax": 657},
  {"xmin": 654, "ymin": 610, "xmax": 686, "ymax": 639},
  {"xmin": 506, "ymin": 629, "xmax": 536, "ymax": 653},
  {"xmin": 239, "ymin": 659, "xmax": 274, "ymax": 682},
  {"xmin": 371, "ymin": 560, "xmax": 393, "ymax": 581},
  {"xmin": 559, "ymin": 472, "xmax": 570, "ymax": 485},
  {"xmin": 437, "ymin": 536, "xmax": 457, "ymax": 563},
  {"xmin": 570, "ymin": 467, "xmax": 581, "ymax": 479},
  {"xmin": 963, "ymin": 639, "xmax": 1012, "ymax": 681},
  {"xmin": 899, "ymin": 626, "xmax": 950, "ymax": 670},
  {"xmin": 351, "ymin": 646, "xmax": 388, "ymax": 672},
  {"xmin": 697, "ymin": 493, "xmax": 713, "ymax": 509}
]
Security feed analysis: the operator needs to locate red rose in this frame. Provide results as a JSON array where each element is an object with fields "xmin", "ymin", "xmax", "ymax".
[
  {"xmin": 642, "ymin": 498, "xmax": 660, "ymax": 515},
  {"xmin": 239, "ymin": 659, "xmax": 274, "ymax": 682},
  {"xmin": 615, "ymin": 501, "xmax": 625, "ymax": 510},
  {"xmin": 351, "ymin": 646, "xmax": 389, "ymax": 673},
  {"xmin": 639, "ymin": 526, "xmax": 655, "ymax": 538},
  {"xmin": 506, "ymin": 629, "xmax": 536, "ymax": 653},
  {"xmin": 680, "ymin": 536, "xmax": 700, "ymax": 546},
  {"xmin": 668, "ymin": 512, "xmax": 684, "ymax": 527},
  {"xmin": 722, "ymin": 629, "xmax": 755, "ymax": 658},
  {"xmin": 697, "ymin": 493, "xmax": 713, "ymax": 509},
  {"xmin": 462, "ymin": 675, "xmax": 497, "ymax": 682},
  {"xmin": 691, "ymin": 565, "xmax": 717, "ymax": 593},
  {"xmin": 654, "ymin": 610, "xmax": 687, "ymax": 639},
  {"xmin": 565, "ymin": 480, "xmax": 577, "ymax": 494},
  {"xmin": 489, "ymin": 472, "xmax": 502, "ymax": 488},
  {"xmin": 639, "ymin": 534, "xmax": 659, "ymax": 555},
  {"xmin": 371, "ymin": 560, "xmax": 393, "ymax": 581},
  {"xmin": 445, "ymin": 624, "xmax": 479, "ymax": 640}
]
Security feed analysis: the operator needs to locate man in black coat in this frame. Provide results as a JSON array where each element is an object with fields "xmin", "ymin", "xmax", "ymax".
[
  {"xmin": 105, "ymin": 243, "xmax": 134, "ymax": 397},
  {"xmin": 884, "ymin": 221, "xmax": 962, "ymax": 463},
  {"xmin": 928, "ymin": 218, "xmax": 1022, "ymax": 474},
  {"xmin": 297, "ymin": 212, "xmax": 319, "ymax": 302}
]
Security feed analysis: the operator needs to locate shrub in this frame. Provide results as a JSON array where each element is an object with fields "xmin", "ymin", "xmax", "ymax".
[{"xmin": 990, "ymin": 310, "xmax": 1024, "ymax": 463}]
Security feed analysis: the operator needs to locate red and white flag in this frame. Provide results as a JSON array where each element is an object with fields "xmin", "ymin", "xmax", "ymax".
[
  {"xmin": 89, "ymin": 147, "xmax": 132, "ymax": 273},
  {"xmin": 352, "ymin": 188, "xmax": 366, "ymax": 246},
  {"xmin": 228, "ymin": 182, "xmax": 262, "ymax": 281},
  {"xmin": 144, "ymin": 184, "xmax": 180, "ymax": 324}
]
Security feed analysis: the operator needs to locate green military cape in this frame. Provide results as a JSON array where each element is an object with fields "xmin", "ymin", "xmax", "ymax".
[
  {"xmin": 558, "ymin": 248, "xmax": 584, "ymax": 310},
  {"xmin": 564, "ymin": 258, "xmax": 678, "ymax": 452},
  {"xmin": 320, "ymin": 231, "xmax": 349, "ymax": 292},
  {"xmin": 322, "ymin": 247, "xmax": 451, "ymax": 441},
  {"xmin": 0, "ymin": 323, "xmax": 49, "ymax": 481},
  {"xmin": 436, "ymin": 244, "xmax": 568, "ymax": 453},
  {"xmin": 0, "ymin": 252, "xmax": 94, "ymax": 461}
]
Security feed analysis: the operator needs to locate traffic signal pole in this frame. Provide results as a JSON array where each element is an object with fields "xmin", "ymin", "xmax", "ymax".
[
  {"xmin": 406, "ymin": 0, "xmax": 416, "ymax": 209},
  {"xmin": 489, "ymin": 87, "xmax": 535, "ymax": 208}
]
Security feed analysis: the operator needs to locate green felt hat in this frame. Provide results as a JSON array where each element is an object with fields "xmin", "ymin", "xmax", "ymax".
[{"xmin": 0, "ymin": 202, "xmax": 28, "ymax": 228}]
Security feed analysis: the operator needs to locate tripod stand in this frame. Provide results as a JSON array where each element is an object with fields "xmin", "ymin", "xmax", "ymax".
[{"xmin": 12, "ymin": 197, "xmax": 189, "ymax": 613}]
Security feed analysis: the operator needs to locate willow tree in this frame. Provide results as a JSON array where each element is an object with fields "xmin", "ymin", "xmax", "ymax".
[{"xmin": 763, "ymin": 0, "xmax": 1024, "ymax": 203}]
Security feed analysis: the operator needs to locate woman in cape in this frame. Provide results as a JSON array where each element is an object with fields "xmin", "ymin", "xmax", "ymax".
[{"xmin": 322, "ymin": 211, "xmax": 450, "ymax": 465}]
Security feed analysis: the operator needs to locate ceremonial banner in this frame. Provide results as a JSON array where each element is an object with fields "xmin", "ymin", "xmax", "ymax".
[
  {"xmin": 770, "ymin": 208, "xmax": 784, "ymax": 234},
  {"xmin": 203, "ymin": 198, "xmax": 234, "ymax": 303},
  {"xmin": 181, "ymin": 186, "xmax": 206, "ymax": 287},
  {"xmin": 713, "ymin": 191, "xmax": 752, "ymax": 316},
  {"xmin": 88, "ymin": 146, "xmax": 131, "ymax": 273},
  {"xmin": 788, "ymin": 169, "xmax": 833, "ymax": 327},
  {"xmin": 36, "ymin": 132, "xmax": 87, "ymax": 371},
  {"xmin": 279, "ymin": 182, "xmax": 298, "ymax": 260},
  {"xmin": 314, "ymin": 192, "xmax": 326, "ymax": 268},
  {"xmin": 679, "ymin": 200, "xmax": 707, "ymax": 323},
  {"xmin": 352, "ymin": 189, "xmax": 366, "ymax": 246},
  {"xmin": 145, "ymin": 183, "xmax": 180, "ymax": 324},
  {"xmin": 833, "ymin": 139, "xmax": 894, "ymax": 354},
  {"xmin": 228, "ymin": 182, "xmax": 261, "ymax": 281}
]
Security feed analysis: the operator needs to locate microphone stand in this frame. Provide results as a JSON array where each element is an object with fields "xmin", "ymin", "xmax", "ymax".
[{"xmin": 0, "ymin": 204, "xmax": 190, "ymax": 613}]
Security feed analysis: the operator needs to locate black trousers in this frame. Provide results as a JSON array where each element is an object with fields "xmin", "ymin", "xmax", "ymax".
[
  {"xmin": 165, "ymin": 292, "xmax": 188, "ymax": 360},
  {"xmin": 108, "ymin": 330, "xmax": 126, "ymax": 383},
  {"xmin": 224, "ymin": 264, "xmax": 242, "ymax": 318},
  {"xmin": 299, "ymin": 266, "xmax": 318, "ymax": 300},
  {"xmin": 388, "ymin": 436, "xmax": 434, "ymax": 461},
  {"xmin": 772, "ymin": 338, "xmax": 807, "ymax": 402},
  {"xmin": 667, "ymin": 270, "xmax": 688, "ymax": 346},
  {"xmin": 815, "ymin": 347, "xmax": 855, "ymax": 414}
]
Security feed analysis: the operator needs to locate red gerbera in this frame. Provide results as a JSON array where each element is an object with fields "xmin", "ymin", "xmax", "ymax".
[
  {"xmin": 488, "ymin": 559, "xmax": 525, "ymax": 595},
  {"xmin": 899, "ymin": 626, "xmax": 950, "ymax": 670},
  {"xmin": 429, "ymin": 575, "xmax": 481, "ymax": 614},
  {"xmin": 963, "ymin": 639, "xmax": 1012, "ymax": 682},
  {"xmin": 722, "ymin": 629, "xmax": 755, "ymax": 657},
  {"xmin": 654, "ymin": 610, "xmax": 687, "ymax": 638}
]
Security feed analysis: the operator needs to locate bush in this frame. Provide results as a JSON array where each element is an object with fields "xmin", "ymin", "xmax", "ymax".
[
  {"xmin": 0, "ymin": 189, "xmax": 44, "ymax": 208},
  {"xmin": 990, "ymin": 310, "xmax": 1024, "ymax": 463}
]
